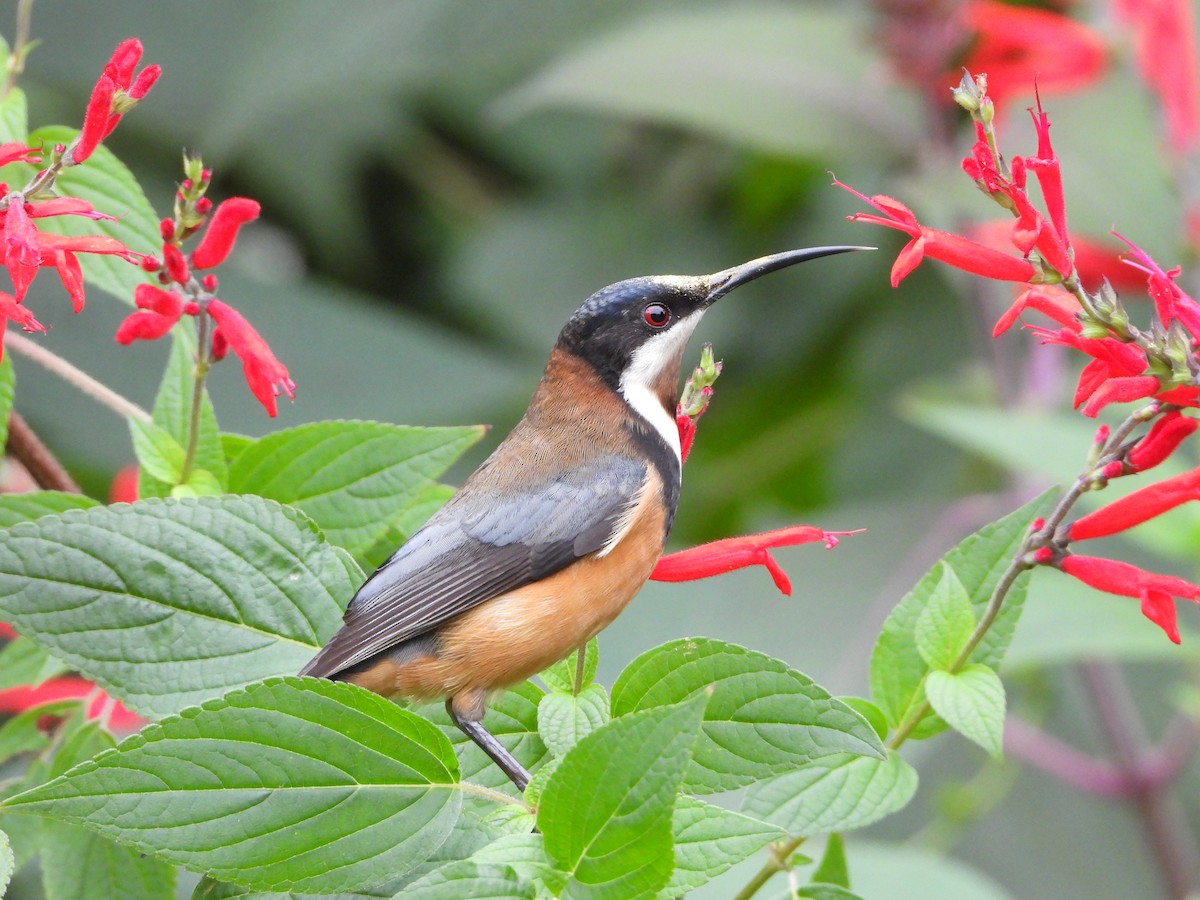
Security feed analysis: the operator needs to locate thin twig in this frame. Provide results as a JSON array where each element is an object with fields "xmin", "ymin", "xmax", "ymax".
[
  {"xmin": 6, "ymin": 411, "xmax": 80, "ymax": 493},
  {"xmin": 5, "ymin": 333, "xmax": 151, "ymax": 423},
  {"xmin": 1080, "ymin": 660, "xmax": 1199, "ymax": 899}
]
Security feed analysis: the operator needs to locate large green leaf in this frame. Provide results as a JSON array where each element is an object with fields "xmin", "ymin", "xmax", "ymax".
[
  {"xmin": 499, "ymin": 6, "xmax": 918, "ymax": 164},
  {"xmin": 0, "ymin": 495, "xmax": 353, "ymax": 718},
  {"xmin": 0, "ymin": 491, "xmax": 98, "ymax": 527},
  {"xmin": 39, "ymin": 721, "xmax": 177, "ymax": 900},
  {"xmin": 0, "ymin": 81, "xmax": 27, "ymax": 143},
  {"xmin": 611, "ymin": 638, "xmax": 883, "ymax": 793},
  {"xmin": 28, "ymin": 125, "xmax": 160, "ymax": 302},
  {"xmin": 0, "ymin": 636, "xmax": 68, "ymax": 690},
  {"xmin": 5, "ymin": 678, "xmax": 463, "ymax": 893},
  {"xmin": 227, "ymin": 420, "xmax": 482, "ymax": 559},
  {"xmin": 741, "ymin": 751, "xmax": 918, "ymax": 837},
  {"xmin": 869, "ymin": 491, "xmax": 1054, "ymax": 738},
  {"xmin": 470, "ymin": 833, "xmax": 565, "ymax": 897},
  {"xmin": 660, "ymin": 797, "xmax": 784, "ymax": 899},
  {"xmin": 400, "ymin": 860, "xmax": 534, "ymax": 899},
  {"xmin": 538, "ymin": 695, "xmax": 707, "ymax": 899}
]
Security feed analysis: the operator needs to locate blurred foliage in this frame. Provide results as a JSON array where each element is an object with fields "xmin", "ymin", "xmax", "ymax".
[{"xmin": 5, "ymin": 1, "xmax": 1199, "ymax": 898}]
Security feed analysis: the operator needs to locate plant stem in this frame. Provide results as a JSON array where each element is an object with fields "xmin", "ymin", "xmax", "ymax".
[
  {"xmin": 886, "ymin": 404, "xmax": 1156, "ymax": 751},
  {"xmin": 0, "ymin": 0, "xmax": 34, "ymax": 100},
  {"xmin": 6, "ymin": 411, "xmax": 80, "ymax": 493},
  {"xmin": 5, "ymin": 333, "xmax": 151, "ymax": 423},
  {"xmin": 178, "ymin": 313, "xmax": 211, "ymax": 485},
  {"xmin": 1081, "ymin": 660, "xmax": 1199, "ymax": 899},
  {"xmin": 455, "ymin": 779, "xmax": 530, "ymax": 811},
  {"xmin": 733, "ymin": 836, "xmax": 806, "ymax": 900},
  {"xmin": 573, "ymin": 644, "xmax": 586, "ymax": 696}
]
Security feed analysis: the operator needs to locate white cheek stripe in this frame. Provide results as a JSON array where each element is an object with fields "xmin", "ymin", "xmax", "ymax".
[{"xmin": 617, "ymin": 313, "xmax": 702, "ymax": 469}]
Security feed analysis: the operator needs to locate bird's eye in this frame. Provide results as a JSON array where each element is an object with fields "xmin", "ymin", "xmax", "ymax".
[{"xmin": 643, "ymin": 303, "xmax": 671, "ymax": 328}]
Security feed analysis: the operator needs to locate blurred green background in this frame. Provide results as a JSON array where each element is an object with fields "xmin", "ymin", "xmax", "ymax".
[{"xmin": 7, "ymin": 1, "xmax": 1200, "ymax": 897}]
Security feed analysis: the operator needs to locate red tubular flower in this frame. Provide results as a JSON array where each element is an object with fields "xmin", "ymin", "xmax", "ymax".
[
  {"xmin": 1113, "ymin": 232, "xmax": 1200, "ymax": 339},
  {"xmin": 1127, "ymin": 412, "xmax": 1198, "ymax": 472},
  {"xmin": 48, "ymin": 250, "xmax": 84, "ymax": 313},
  {"xmin": 649, "ymin": 526, "xmax": 861, "ymax": 595},
  {"xmin": 1070, "ymin": 467, "xmax": 1200, "ymax": 540},
  {"xmin": 103, "ymin": 38, "xmax": 143, "ymax": 88},
  {"xmin": 207, "ymin": 299, "xmax": 294, "ymax": 416},
  {"xmin": 74, "ymin": 75, "xmax": 116, "ymax": 164},
  {"xmin": 162, "ymin": 243, "xmax": 189, "ymax": 284},
  {"xmin": 109, "ymin": 464, "xmax": 140, "ymax": 503},
  {"xmin": 1059, "ymin": 555, "xmax": 1200, "ymax": 642},
  {"xmin": 0, "ymin": 676, "xmax": 143, "ymax": 731},
  {"xmin": 960, "ymin": 1, "xmax": 1107, "ymax": 112},
  {"xmin": 3, "ymin": 196, "xmax": 40, "ymax": 300},
  {"xmin": 993, "ymin": 285, "xmax": 1081, "ymax": 336},
  {"xmin": 1081, "ymin": 376, "xmax": 1161, "ymax": 418},
  {"xmin": 27, "ymin": 197, "xmax": 115, "ymax": 221},
  {"xmin": 836, "ymin": 179, "xmax": 1036, "ymax": 286},
  {"xmin": 0, "ymin": 143, "xmax": 40, "ymax": 169},
  {"xmin": 0, "ymin": 290, "xmax": 45, "ymax": 359},
  {"xmin": 114, "ymin": 284, "xmax": 185, "ymax": 344},
  {"xmin": 191, "ymin": 198, "xmax": 261, "ymax": 269},
  {"xmin": 969, "ymin": 223, "xmax": 1142, "ymax": 292},
  {"xmin": 1115, "ymin": 0, "xmax": 1200, "ymax": 154},
  {"xmin": 677, "ymin": 411, "xmax": 698, "ymax": 464},
  {"xmin": 127, "ymin": 64, "xmax": 162, "ymax": 101},
  {"xmin": 1025, "ymin": 94, "xmax": 1068, "ymax": 251}
]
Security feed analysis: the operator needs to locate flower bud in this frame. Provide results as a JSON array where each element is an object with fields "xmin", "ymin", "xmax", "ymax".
[{"xmin": 191, "ymin": 197, "xmax": 260, "ymax": 269}]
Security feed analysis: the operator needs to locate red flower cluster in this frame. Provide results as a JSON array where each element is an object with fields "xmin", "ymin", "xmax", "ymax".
[
  {"xmin": 841, "ymin": 71, "xmax": 1200, "ymax": 643},
  {"xmin": 116, "ymin": 174, "xmax": 294, "ymax": 417},
  {"xmin": 73, "ymin": 38, "xmax": 161, "ymax": 164},
  {"xmin": 1114, "ymin": 0, "xmax": 1200, "ymax": 154},
  {"xmin": 959, "ymin": 1, "xmax": 1106, "ymax": 114}
]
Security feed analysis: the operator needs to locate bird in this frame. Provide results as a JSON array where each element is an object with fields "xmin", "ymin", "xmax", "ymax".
[{"xmin": 301, "ymin": 246, "xmax": 865, "ymax": 790}]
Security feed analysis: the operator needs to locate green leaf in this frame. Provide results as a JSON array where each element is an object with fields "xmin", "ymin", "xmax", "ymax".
[
  {"xmin": 401, "ymin": 860, "xmax": 534, "ymax": 899},
  {"xmin": 40, "ymin": 720, "xmax": 177, "ymax": 900},
  {"xmin": 811, "ymin": 833, "xmax": 849, "ymax": 888},
  {"xmin": 0, "ymin": 491, "xmax": 98, "ymax": 527},
  {"xmin": 471, "ymin": 833, "xmax": 566, "ymax": 897},
  {"xmin": 220, "ymin": 432, "xmax": 256, "ymax": 469},
  {"xmin": 659, "ymin": 796, "xmax": 784, "ymax": 899},
  {"xmin": 839, "ymin": 698, "xmax": 887, "ymax": 743},
  {"xmin": 0, "ymin": 355, "xmax": 14, "ymax": 454},
  {"xmin": 419, "ymin": 680, "xmax": 549, "ymax": 793},
  {"xmin": 0, "ymin": 495, "xmax": 352, "ymax": 718},
  {"xmin": 914, "ymin": 565, "xmax": 976, "ymax": 671},
  {"xmin": 0, "ymin": 636, "xmax": 68, "ymax": 690},
  {"xmin": 5, "ymin": 677, "xmax": 462, "ymax": 893},
  {"xmin": 0, "ymin": 827, "xmax": 12, "ymax": 899},
  {"xmin": 925, "ymin": 664, "xmax": 1006, "ymax": 759},
  {"xmin": 537, "ymin": 684, "xmax": 609, "ymax": 758},
  {"xmin": 141, "ymin": 336, "xmax": 227, "ymax": 500},
  {"xmin": 797, "ymin": 885, "xmax": 864, "ymax": 900},
  {"xmin": 611, "ymin": 638, "xmax": 883, "ymax": 793},
  {"xmin": 0, "ymin": 699, "xmax": 80, "ymax": 764},
  {"xmin": 741, "ymin": 751, "xmax": 918, "ymax": 836},
  {"xmin": 192, "ymin": 878, "xmax": 390, "ymax": 900},
  {"xmin": 129, "ymin": 418, "xmax": 187, "ymax": 485},
  {"xmin": 227, "ymin": 420, "xmax": 483, "ymax": 559},
  {"xmin": 499, "ymin": 6, "xmax": 918, "ymax": 163},
  {"xmin": 539, "ymin": 638, "xmax": 598, "ymax": 694},
  {"xmin": 538, "ymin": 694, "xmax": 707, "ymax": 899},
  {"xmin": 28, "ymin": 126, "xmax": 160, "ymax": 302},
  {"xmin": 0, "ymin": 82, "xmax": 27, "ymax": 142},
  {"xmin": 869, "ymin": 491, "xmax": 1053, "ymax": 738}
]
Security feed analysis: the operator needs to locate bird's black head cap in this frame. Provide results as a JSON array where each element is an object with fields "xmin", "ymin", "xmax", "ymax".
[{"xmin": 556, "ymin": 246, "xmax": 868, "ymax": 390}]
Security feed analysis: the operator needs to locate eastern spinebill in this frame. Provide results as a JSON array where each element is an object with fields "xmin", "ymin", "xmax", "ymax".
[{"xmin": 301, "ymin": 246, "xmax": 865, "ymax": 789}]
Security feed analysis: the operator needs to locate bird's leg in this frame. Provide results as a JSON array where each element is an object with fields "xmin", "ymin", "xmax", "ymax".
[{"xmin": 446, "ymin": 698, "xmax": 531, "ymax": 792}]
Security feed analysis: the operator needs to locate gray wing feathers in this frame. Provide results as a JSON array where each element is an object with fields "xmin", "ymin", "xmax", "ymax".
[{"xmin": 300, "ymin": 454, "xmax": 647, "ymax": 678}]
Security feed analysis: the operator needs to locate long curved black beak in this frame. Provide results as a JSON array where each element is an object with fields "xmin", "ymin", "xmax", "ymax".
[{"xmin": 705, "ymin": 245, "xmax": 872, "ymax": 304}]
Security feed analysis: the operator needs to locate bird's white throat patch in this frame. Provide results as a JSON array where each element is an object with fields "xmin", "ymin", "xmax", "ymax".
[{"xmin": 618, "ymin": 311, "xmax": 703, "ymax": 466}]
